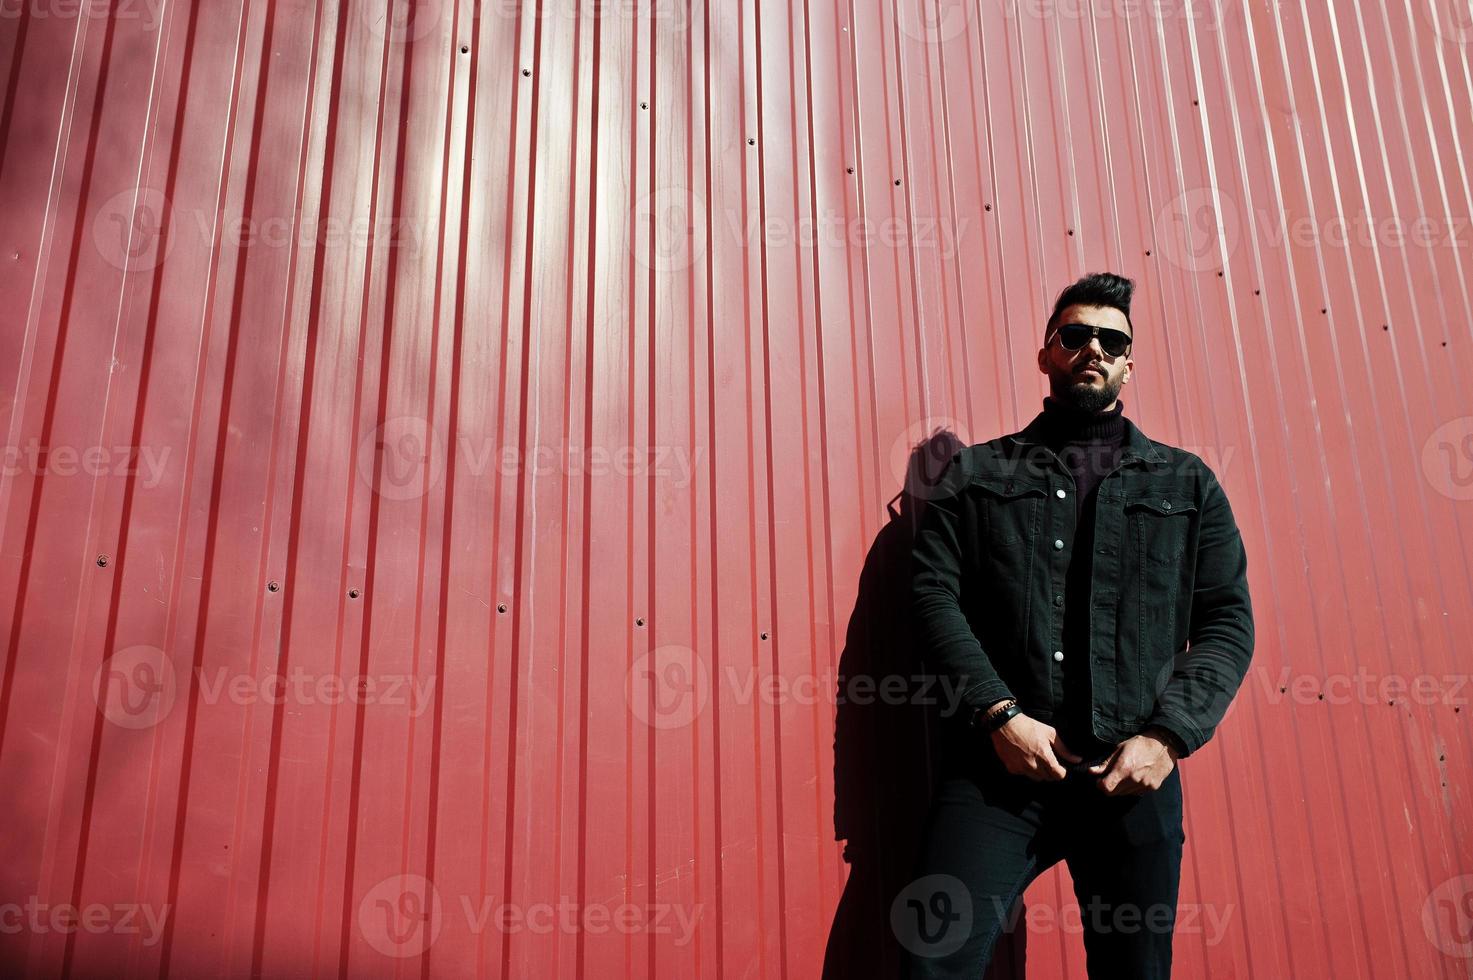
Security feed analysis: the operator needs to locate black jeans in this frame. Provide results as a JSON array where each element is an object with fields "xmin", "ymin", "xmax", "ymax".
[{"xmin": 899, "ymin": 741, "xmax": 1185, "ymax": 979}]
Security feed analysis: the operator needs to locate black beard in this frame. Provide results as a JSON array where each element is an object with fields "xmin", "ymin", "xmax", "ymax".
[{"xmin": 1057, "ymin": 373, "xmax": 1121, "ymax": 413}]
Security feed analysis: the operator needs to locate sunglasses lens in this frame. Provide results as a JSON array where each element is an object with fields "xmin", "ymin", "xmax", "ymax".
[
  {"xmin": 1058, "ymin": 324, "xmax": 1130, "ymax": 356},
  {"xmin": 1058, "ymin": 324, "xmax": 1090, "ymax": 349},
  {"xmin": 1100, "ymin": 329, "xmax": 1130, "ymax": 356}
]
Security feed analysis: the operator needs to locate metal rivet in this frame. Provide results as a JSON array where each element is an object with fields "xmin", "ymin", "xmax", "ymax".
[
  {"xmin": 497, "ymin": 602, "xmax": 507, "ymax": 613},
  {"xmin": 349, "ymin": 589, "xmax": 361, "ymax": 599},
  {"xmin": 267, "ymin": 581, "xmax": 280, "ymax": 593},
  {"xmin": 461, "ymin": 45, "xmax": 469, "ymax": 53},
  {"xmin": 521, "ymin": 67, "xmax": 531, "ymax": 76},
  {"xmin": 635, "ymin": 617, "xmax": 645, "ymax": 627},
  {"xmin": 96, "ymin": 554, "xmax": 109, "ymax": 567},
  {"xmin": 640, "ymin": 101, "xmax": 648, "ymax": 109},
  {"xmin": 748, "ymin": 137, "xmax": 756, "ymax": 145},
  {"xmin": 760, "ymin": 631, "xmax": 769, "ymax": 640}
]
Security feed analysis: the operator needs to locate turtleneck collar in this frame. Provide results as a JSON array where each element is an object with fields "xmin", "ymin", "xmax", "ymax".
[{"xmin": 1038, "ymin": 394, "xmax": 1127, "ymax": 446}]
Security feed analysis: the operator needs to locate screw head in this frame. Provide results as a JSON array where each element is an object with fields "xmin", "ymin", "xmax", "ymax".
[
  {"xmin": 96, "ymin": 555, "xmax": 109, "ymax": 567},
  {"xmin": 267, "ymin": 581, "xmax": 280, "ymax": 593},
  {"xmin": 349, "ymin": 588, "xmax": 361, "ymax": 599}
]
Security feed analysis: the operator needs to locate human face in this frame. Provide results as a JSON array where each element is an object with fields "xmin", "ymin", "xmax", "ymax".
[{"xmin": 1036, "ymin": 303, "xmax": 1134, "ymax": 412}]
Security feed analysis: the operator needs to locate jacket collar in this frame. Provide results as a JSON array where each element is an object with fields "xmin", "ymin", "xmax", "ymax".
[{"xmin": 1006, "ymin": 401, "xmax": 1167, "ymax": 466}]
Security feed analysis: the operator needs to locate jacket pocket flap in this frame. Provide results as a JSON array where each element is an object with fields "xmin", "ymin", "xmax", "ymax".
[
  {"xmin": 1124, "ymin": 491, "xmax": 1198, "ymax": 515},
  {"xmin": 971, "ymin": 475, "xmax": 1047, "ymax": 499}
]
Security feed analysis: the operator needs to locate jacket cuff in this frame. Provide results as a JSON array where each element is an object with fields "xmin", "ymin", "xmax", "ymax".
[
  {"xmin": 959, "ymin": 679, "xmax": 1016, "ymax": 717},
  {"xmin": 1142, "ymin": 713, "xmax": 1200, "ymax": 758}
]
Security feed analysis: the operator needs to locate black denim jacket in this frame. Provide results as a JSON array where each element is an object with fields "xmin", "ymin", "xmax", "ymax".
[{"xmin": 909, "ymin": 410, "xmax": 1255, "ymax": 758}]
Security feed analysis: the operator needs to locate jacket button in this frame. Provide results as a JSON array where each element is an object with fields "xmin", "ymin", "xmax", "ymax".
[
  {"xmin": 1053, "ymin": 538, "xmax": 1064, "ymax": 550},
  {"xmin": 1055, "ymin": 488, "xmax": 1065, "ymax": 498},
  {"xmin": 1162, "ymin": 499, "xmax": 1172, "ymax": 510},
  {"xmin": 1052, "ymin": 650, "xmax": 1064, "ymax": 662},
  {"xmin": 1054, "ymin": 594, "xmax": 1063, "ymax": 606}
]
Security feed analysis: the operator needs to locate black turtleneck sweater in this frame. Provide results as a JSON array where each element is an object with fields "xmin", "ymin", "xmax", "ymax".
[{"xmin": 1036, "ymin": 395, "xmax": 1127, "ymax": 760}]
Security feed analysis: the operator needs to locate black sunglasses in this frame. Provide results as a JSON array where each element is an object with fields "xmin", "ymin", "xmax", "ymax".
[{"xmin": 1048, "ymin": 321, "xmax": 1132, "ymax": 357}]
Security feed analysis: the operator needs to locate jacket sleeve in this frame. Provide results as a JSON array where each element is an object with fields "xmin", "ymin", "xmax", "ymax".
[
  {"xmin": 1144, "ymin": 469, "xmax": 1255, "ymax": 758},
  {"xmin": 909, "ymin": 451, "xmax": 1016, "ymax": 716}
]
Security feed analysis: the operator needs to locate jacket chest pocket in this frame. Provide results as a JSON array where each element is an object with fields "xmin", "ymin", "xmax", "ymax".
[
  {"xmin": 1123, "ymin": 492, "xmax": 1199, "ymax": 568},
  {"xmin": 973, "ymin": 477, "xmax": 1047, "ymax": 548}
]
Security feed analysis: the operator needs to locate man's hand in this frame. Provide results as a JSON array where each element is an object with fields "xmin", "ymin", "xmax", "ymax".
[
  {"xmin": 989, "ymin": 713, "xmax": 1082, "ymax": 781},
  {"xmin": 1087, "ymin": 727, "xmax": 1179, "ymax": 795}
]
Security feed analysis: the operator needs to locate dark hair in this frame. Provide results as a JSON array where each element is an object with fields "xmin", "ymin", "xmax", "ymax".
[{"xmin": 1044, "ymin": 272, "xmax": 1135, "ymax": 344}]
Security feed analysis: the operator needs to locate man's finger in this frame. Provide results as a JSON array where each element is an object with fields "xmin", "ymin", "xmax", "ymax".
[
  {"xmin": 1039, "ymin": 745, "xmax": 1069, "ymax": 780},
  {"xmin": 1087, "ymin": 744, "xmax": 1122, "ymax": 775}
]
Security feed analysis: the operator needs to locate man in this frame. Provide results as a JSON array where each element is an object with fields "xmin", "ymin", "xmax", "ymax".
[{"xmin": 901, "ymin": 272, "xmax": 1254, "ymax": 978}]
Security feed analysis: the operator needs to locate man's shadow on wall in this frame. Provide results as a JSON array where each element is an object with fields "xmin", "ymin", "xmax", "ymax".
[{"xmin": 822, "ymin": 430, "xmax": 1026, "ymax": 980}]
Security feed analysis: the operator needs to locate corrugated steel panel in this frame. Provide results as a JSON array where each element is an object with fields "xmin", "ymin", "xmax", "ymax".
[{"xmin": 1, "ymin": 0, "xmax": 1470, "ymax": 977}]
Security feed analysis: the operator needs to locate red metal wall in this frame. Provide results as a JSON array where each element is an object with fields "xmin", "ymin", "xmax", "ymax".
[{"xmin": 2, "ymin": 0, "xmax": 1471, "ymax": 977}]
